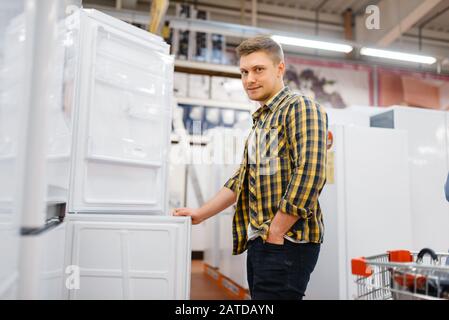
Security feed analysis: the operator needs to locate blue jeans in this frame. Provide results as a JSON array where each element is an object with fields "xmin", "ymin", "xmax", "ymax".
[{"xmin": 246, "ymin": 237, "xmax": 320, "ymax": 300}]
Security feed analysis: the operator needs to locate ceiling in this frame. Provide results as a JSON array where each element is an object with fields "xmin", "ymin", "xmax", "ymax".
[{"xmin": 85, "ymin": 0, "xmax": 449, "ymax": 32}]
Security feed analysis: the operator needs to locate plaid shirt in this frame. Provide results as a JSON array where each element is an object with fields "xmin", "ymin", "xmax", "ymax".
[{"xmin": 224, "ymin": 87, "xmax": 328, "ymax": 255}]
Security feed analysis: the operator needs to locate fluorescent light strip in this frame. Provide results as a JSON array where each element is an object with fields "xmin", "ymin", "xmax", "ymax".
[
  {"xmin": 360, "ymin": 47, "xmax": 436, "ymax": 65},
  {"xmin": 272, "ymin": 35, "xmax": 353, "ymax": 53}
]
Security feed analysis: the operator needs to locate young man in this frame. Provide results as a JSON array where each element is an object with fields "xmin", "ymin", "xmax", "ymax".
[{"xmin": 174, "ymin": 35, "xmax": 328, "ymax": 300}]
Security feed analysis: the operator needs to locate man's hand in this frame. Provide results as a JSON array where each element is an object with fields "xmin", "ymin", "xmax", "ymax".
[
  {"xmin": 173, "ymin": 207, "xmax": 204, "ymax": 225},
  {"xmin": 266, "ymin": 210, "xmax": 300, "ymax": 245},
  {"xmin": 266, "ymin": 227, "xmax": 285, "ymax": 245}
]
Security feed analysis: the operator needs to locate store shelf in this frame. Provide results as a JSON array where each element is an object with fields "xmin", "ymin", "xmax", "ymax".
[
  {"xmin": 175, "ymin": 59, "xmax": 241, "ymax": 79},
  {"xmin": 175, "ymin": 96, "xmax": 253, "ymax": 111}
]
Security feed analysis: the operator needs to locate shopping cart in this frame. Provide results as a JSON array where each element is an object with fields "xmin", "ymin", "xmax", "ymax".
[{"xmin": 351, "ymin": 248, "xmax": 449, "ymax": 300}]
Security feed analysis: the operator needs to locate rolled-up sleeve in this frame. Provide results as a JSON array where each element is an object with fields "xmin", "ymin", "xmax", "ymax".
[
  {"xmin": 224, "ymin": 166, "xmax": 241, "ymax": 194},
  {"xmin": 278, "ymin": 97, "xmax": 328, "ymax": 218}
]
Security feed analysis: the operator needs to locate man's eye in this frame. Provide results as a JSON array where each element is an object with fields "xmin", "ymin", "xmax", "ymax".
[
  {"xmin": 241, "ymin": 71, "xmax": 248, "ymax": 76},
  {"xmin": 256, "ymin": 68, "xmax": 263, "ymax": 72}
]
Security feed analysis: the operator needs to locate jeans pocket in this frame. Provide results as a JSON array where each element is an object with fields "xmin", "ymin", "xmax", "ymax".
[{"xmin": 263, "ymin": 241, "xmax": 285, "ymax": 251}]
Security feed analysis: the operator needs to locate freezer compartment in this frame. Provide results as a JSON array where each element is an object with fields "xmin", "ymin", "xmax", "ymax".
[{"xmin": 64, "ymin": 214, "xmax": 191, "ymax": 299}]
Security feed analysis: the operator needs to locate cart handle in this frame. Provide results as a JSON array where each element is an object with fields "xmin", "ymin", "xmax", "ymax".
[{"xmin": 416, "ymin": 248, "xmax": 438, "ymax": 263}]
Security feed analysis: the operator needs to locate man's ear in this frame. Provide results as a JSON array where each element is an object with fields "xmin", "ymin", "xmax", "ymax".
[{"xmin": 277, "ymin": 61, "xmax": 285, "ymax": 78}]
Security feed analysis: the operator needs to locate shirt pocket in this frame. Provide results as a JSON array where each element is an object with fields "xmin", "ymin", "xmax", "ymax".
[
  {"xmin": 256, "ymin": 125, "xmax": 287, "ymax": 160},
  {"xmin": 258, "ymin": 156, "xmax": 281, "ymax": 176}
]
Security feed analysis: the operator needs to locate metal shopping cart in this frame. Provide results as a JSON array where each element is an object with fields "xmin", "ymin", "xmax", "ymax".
[{"xmin": 351, "ymin": 248, "xmax": 449, "ymax": 300}]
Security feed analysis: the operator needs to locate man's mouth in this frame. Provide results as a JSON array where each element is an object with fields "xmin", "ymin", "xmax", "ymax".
[{"xmin": 247, "ymin": 86, "xmax": 261, "ymax": 91}]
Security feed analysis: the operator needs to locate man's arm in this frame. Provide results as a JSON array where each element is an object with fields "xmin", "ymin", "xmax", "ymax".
[
  {"xmin": 173, "ymin": 167, "xmax": 240, "ymax": 224},
  {"xmin": 268, "ymin": 97, "xmax": 327, "ymax": 244}
]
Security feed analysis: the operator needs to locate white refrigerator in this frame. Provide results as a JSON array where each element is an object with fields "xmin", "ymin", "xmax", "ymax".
[
  {"xmin": 370, "ymin": 106, "xmax": 449, "ymax": 251},
  {"xmin": 17, "ymin": 0, "xmax": 73, "ymax": 299},
  {"xmin": 64, "ymin": 9, "xmax": 191, "ymax": 300},
  {"xmin": 0, "ymin": 0, "xmax": 73, "ymax": 299},
  {"xmin": 203, "ymin": 127, "xmax": 249, "ymax": 289},
  {"xmin": 306, "ymin": 125, "xmax": 413, "ymax": 300},
  {"xmin": 0, "ymin": 0, "xmax": 27, "ymax": 299}
]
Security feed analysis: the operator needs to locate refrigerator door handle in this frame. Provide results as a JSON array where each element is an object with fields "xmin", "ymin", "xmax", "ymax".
[{"xmin": 20, "ymin": 218, "xmax": 63, "ymax": 236}]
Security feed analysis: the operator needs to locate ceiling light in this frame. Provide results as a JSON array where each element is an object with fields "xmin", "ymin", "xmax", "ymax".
[
  {"xmin": 271, "ymin": 35, "xmax": 353, "ymax": 53},
  {"xmin": 360, "ymin": 47, "xmax": 436, "ymax": 64}
]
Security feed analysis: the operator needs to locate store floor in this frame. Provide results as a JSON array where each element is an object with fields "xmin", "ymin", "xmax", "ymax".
[{"xmin": 190, "ymin": 260, "xmax": 236, "ymax": 300}]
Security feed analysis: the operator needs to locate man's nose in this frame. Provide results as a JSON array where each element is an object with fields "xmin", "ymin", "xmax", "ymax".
[{"xmin": 246, "ymin": 72, "xmax": 256, "ymax": 84}]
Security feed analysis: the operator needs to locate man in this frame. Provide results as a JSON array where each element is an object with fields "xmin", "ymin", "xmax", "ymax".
[{"xmin": 174, "ymin": 35, "xmax": 328, "ymax": 300}]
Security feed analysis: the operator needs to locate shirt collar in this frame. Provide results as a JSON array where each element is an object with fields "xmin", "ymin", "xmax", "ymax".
[{"xmin": 251, "ymin": 86, "xmax": 290, "ymax": 123}]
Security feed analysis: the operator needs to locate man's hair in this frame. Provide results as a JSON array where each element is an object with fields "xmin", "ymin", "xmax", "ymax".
[{"xmin": 236, "ymin": 35, "xmax": 284, "ymax": 64}]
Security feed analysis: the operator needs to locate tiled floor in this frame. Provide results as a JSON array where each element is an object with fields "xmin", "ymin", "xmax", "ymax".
[{"xmin": 190, "ymin": 260, "xmax": 236, "ymax": 300}]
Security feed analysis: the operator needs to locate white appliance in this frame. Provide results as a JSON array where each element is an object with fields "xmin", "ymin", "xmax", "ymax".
[
  {"xmin": 18, "ymin": 0, "xmax": 74, "ymax": 300},
  {"xmin": 306, "ymin": 125, "xmax": 413, "ymax": 300},
  {"xmin": 183, "ymin": 145, "xmax": 210, "ymax": 253},
  {"xmin": 325, "ymin": 105, "xmax": 391, "ymax": 127},
  {"xmin": 218, "ymin": 211, "xmax": 248, "ymax": 290},
  {"xmin": 0, "ymin": 0, "xmax": 73, "ymax": 299},
  {"xmin": 65, "ymin": 214, "xmax": 190, "ymax": 299},
  {"xmin": 0, "ymin": 0, "xmax": 27, "ymax": 299},
  {"xmin": 203, "ymin": 127, "xmax": 249, "ymax": 288},
  {"xmin": 370, "ymin": 106, "xmax": 449, "ymax": 251},
  {"xmin": 65, "ymin": 9, "xmax": 191, "ymax": 299}
]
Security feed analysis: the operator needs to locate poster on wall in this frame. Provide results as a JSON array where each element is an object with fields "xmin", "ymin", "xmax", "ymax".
[
  {"xmin": 377, "ymin": 67, "xmax": 449, "ymax": 110},
  {"xmin": 284, "ymin": 56, "xmax": 373, "ymax": 109}
]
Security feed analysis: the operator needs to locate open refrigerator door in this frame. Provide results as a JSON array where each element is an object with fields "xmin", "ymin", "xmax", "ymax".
[
  {"xmin": 0, "ymin": 0, "xmax": 27, "ymax": 299},
  {"xmin": 64, "ymin": 9, "xmax": 191, "ymax": 300}
]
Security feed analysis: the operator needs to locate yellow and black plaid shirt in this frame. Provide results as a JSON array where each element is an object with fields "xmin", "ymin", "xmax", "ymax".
[{"xmin": 224, "ymin": 87, "xmax": 328, "ymax": 255}]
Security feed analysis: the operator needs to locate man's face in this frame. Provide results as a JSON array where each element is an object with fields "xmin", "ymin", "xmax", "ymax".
[{"xmin": 239, "ymin": 51, "xmax": 285, "ymax": 103}]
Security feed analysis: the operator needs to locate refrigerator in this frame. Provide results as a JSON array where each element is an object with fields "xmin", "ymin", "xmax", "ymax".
[
  {"xmin": 0, "ymin": 0, "xmax": 73, "ymax": 299},
  {"xmin": 202, "ymin": 129, "xmax": 237, "ymax": 269},
  {"xmin": 0, "ymin": 0, "xmax": 27, "ymax": 299},
  {"xmin": 306, "ymin": 125, "xmax": 413, "ymax": 300},
  {"xmin": 64, "ymin": 9, "xmax": 191, "ymax": 300},
  {"xmin": 325, "ymin": 105, "xmax": 391, "ymax": 127},
  {"xmin": 15, "ymin": 0, "xmax": 73, "ymax": 299},
  {"xmin": 370, "ymin": 106, "xmax": 449, "ymax": 251},
  {"xmin": 203, "ymin": 127, "xmax": 249, "ymax": 289}
]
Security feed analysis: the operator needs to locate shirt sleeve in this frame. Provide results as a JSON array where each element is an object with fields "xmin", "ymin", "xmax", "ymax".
[
  {"xmin": 278, "ymin": 96, "xmax": 328, "ymax": 219},
  {"xmin": 223, "ymin": 166, "xmax": 241, "ymax": 194}
]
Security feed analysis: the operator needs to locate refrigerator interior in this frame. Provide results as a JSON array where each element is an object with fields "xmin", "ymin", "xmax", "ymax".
[{"xmin": 69, "ymin": 9, "xmax": 173, "ymax": 214}]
